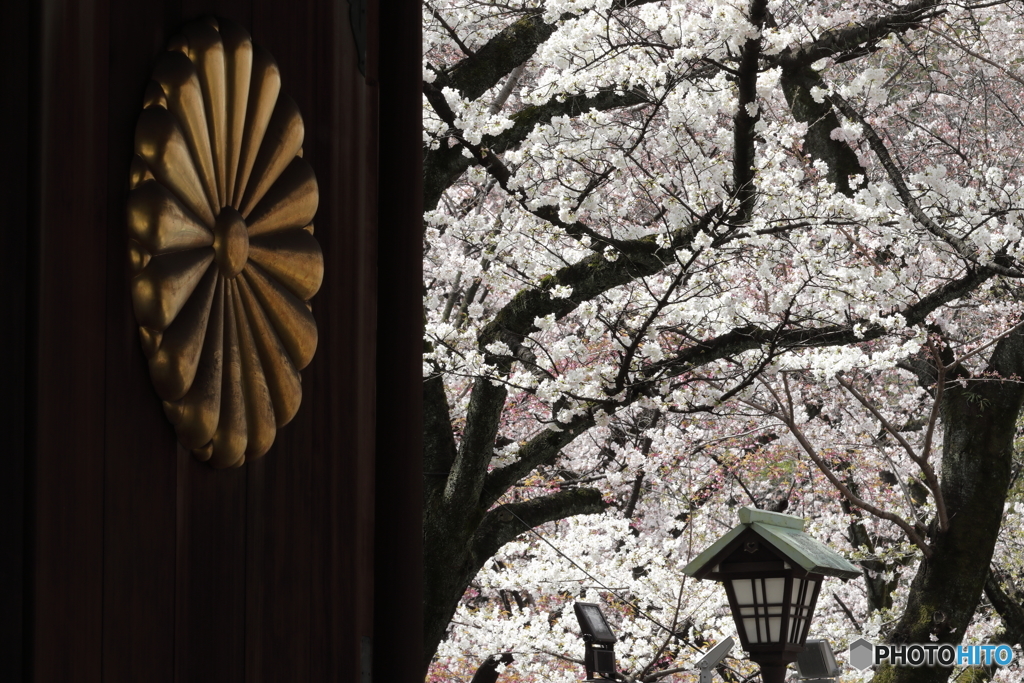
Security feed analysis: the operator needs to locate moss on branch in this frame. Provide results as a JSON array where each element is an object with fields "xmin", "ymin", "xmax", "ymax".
[{"xmin": 444, "ymin": 14, "xmax": 558, "ymax": 102}]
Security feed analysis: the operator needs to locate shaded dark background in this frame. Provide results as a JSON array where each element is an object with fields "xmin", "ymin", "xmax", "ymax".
[{"xmin": 0, "ymin": 0, "xmax": 422, "ymax": 681}]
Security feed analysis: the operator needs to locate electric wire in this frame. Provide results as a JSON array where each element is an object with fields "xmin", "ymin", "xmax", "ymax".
[{"xmin": 492, "ymin": 496, "xmax": 714, "ymax": 655}]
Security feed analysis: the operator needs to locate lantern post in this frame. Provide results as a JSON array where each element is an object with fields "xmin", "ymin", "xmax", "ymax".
[{"xmin": 682, "ymin": 508, "xmax": 860, "ymax": 683}]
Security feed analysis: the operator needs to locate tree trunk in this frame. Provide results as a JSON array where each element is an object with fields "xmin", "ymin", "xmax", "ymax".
[
  {"xmin": 422, "ymin": 485, "xmax": 606, "ymax": 674},
  {"xmin": 422, "ymin": 367, "xmax": 608, "ymax": 675},
  {"xmin": 469, "ymin": 653, "xmax": 514, "ymax": 683},
  {"xmin": 870, "ymin": 330, "xmax": 1024, "ymax": 683}
]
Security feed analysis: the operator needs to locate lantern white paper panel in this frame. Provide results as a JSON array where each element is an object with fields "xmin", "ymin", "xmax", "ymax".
[
  {"xmin": 731, "ymin": 578, "xmax": 786, "ymax": 644},
  {"xmin": 787, "ymin": 579, "xmax": 816, "ymax": 643}
]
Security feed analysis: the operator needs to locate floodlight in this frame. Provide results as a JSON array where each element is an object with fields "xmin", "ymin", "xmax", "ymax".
[
  {"xmin": 795, "ymin": 639, "xmax": 840, "ymax": 682},
  {"xmin": 574, "ymin": 602, "xmax": 617, "ymax": 644},
  {"xmin": 573, "ymin": 602, "xmax": 618, "ymax": 680}
]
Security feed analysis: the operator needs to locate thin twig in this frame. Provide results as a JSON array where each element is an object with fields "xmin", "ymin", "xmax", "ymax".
[
  {"xmin": 833, "ymin": 591, "xmax": 863, "ymax": 632},
  {"xmin": 425, "ymin": 2, "xmax": 475, "ymax": 57},
  {"xmin": 836, "ymin": 373, "xmax": 947, "ymax": 531},
  {"xmin": 639, "ymin": 582, "xmax": 686, "ymax": 681},
  {"xmin": 827, "ymin": 91, "xmax": 1023, "ymax": 278},
  {"xmin": 946, "ymin": 318, "xmax": 1024, "ymax": 374},
  {"xmin": 757, "ymin": 379, "xmax": 934, "ymax": 557},
  {"xmin": 534, "ymin": 648, "xmax": 585, "ymax": 666}
]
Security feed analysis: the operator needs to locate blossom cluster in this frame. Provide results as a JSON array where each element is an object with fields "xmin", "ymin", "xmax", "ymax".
[{"xmin": 424, "ymin": 1, "xmax": 1024, "ymax": 680}]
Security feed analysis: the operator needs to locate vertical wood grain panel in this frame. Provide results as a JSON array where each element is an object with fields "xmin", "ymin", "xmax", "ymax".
[
  {"xmin": 374, "ymin": 0, "xmax": 425, "ymax": 680},
  {"xmin": 243, "ymin": 433, "xmax": 313, "ymax": 683},
  {"xmin": 175, "ymin": 454, "xmax": 248, "ymax": 683},
  {"xmin": 311, "ymin": 2, "xmax": 378, "ymax": 680},
  {"xmin": 101, "ymin": 2, "xmax": 181, "ymax": 682},
  {"xmin": 250, "ymin": 1, "xmax": 378, "ymax": 680},
  {"xmin": 33, "ymin": 1, "xmax": 110, "ymax": 681},
  {"xmin": 0, "ymin": 0, "xmax": 34, "ymax": 679}
]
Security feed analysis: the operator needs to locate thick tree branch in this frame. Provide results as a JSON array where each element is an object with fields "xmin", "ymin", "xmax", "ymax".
[
  {"xmin": 424, "ymin": 145, "xmax": 479, "ymax": 213},
  {"xmin": 470, "ymin": 653, "xmax": 515, "ymax": 683},
  {"xmin": 438, "ymin": 13, "xmax": 559, "ymax": 102},
  {"xmin": 483, "ymin": 412, "xmax": 598, "ymax": 509},
  {"xmin": 473, "ymin": 214, "xmax": 718, "ymax": 363},
  {"xmin": 732, "ymin": 0, "xmax": 768, "ymax": 222},
  {"xmin": 774, "ymin": 0, "xmax": 944, "ymax": 71},
  {"xmin": 447, "ymin": 375, "xmax": 508, "ymax": 510},
  {"xmin": 985, "ymin": 571, "xmax": 1024, "ymax": 648},
  {"xmin": 424, "ymin": 86, "xmax": 650, "ymax": 211},
  {"xmin": 424, "ymin": 370, "xmax": 459, "ymax": 493},
  {"xmin": 623, "ymin": 472, "xmax": 645, "ymax": 519},
  {"xmin": 488, "ymin": 64, "xmax": 526, "ymax": 115},
  {"xmin": 433, "ymin": 0, "xmax": 663, "ymax": 102},
  {"xmin": 470, "ymin": 488, "xmax": 608, "ymax": 566},
  {"xmin": 780, "ymin": 66, "xmax": 864, "ymax": 195}
]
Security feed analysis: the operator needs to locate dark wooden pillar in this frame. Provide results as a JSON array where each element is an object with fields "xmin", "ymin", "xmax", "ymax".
[
  {"xmin": 34, "ymin": 2, "xmax": 111, "ymax": 679},
  {"xmin": 375, "ymin": 0, "xmax": 425, "ymax": 680},
  {"xmin": 0, "ymin": 1, "xmax": 35, "ymax": 681}
]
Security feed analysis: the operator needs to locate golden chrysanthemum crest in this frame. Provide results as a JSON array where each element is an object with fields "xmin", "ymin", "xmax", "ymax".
[{"xmin": 128, "ymin": 17, "xmax": 322, "ymax": 468}]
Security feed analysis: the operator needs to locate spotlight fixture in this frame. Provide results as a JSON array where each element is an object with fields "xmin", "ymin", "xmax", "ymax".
[
  {"xmin": 795, "ymin": 639, "xmax": 840, "ymax": 682},
  {"xmin": 573, "ymin": 602, "xmax": 618, "ymax": 680}
]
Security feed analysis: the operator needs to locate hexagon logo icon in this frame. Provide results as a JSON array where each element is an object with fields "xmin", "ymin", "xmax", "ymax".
[{"xmin": 849, "ymin": 638, "xmax": 875, "ymax": 670}]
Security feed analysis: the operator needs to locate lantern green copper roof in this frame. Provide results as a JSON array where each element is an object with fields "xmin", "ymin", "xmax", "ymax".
[{"xmin": 682, "ymin": 507, "xmax": 860, "ymax": 580}]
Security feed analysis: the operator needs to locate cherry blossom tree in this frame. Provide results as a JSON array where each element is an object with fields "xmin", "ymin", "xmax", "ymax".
[{"xmin": 422, "ymin": 1, "xmax": 1024, "ymax": 681}]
